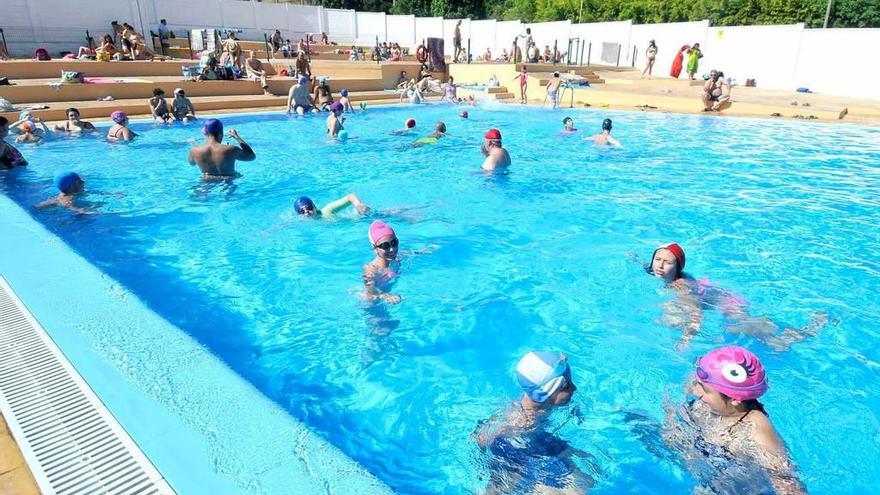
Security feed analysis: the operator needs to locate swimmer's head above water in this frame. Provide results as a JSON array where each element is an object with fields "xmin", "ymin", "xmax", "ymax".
[
  {"xmin": 294, "ymin": 196, "xmax": 318, "ymax": 216},
  {"xmin": 406, "ymin": 118, "xmax": 416, "ymax": 129},
  {"xmin": 202, "ymin": 118, "xmax": 223, "ymax": 139},
  {"xmin": 693, "ymin": 346, "xmax": 767, "ymax": 414},
  {"xmin": 602, "ymin": 118, "xmax": 613, "ymax": 132},
  {"xmin": 435, "ymin": 121, "xmax": 447, "ymax": 133},
  {"xmin": 110, "ymin": 110, "xmax": 128, "ymax": 125},
  {"xmin": 562, "ymin": 117, "xmax": 575, "ymax": 131},
  {"xmin": 369, "ymin": 220, "xmax": 398, "ymax": 261},
  {"xmin": 516, "ymin": 351, "xmax": 576, "ymax": 407},
  {"xmin": 53, "ymin": 171, "xmax": 84, "ymax": 195},
  {"xmin": 648, "ymin": 242, "xmax": 686, "ymax": 282}
]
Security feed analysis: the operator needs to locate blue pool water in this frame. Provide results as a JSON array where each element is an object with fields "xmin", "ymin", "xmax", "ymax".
[{"xmin": 2, "ymin": 104, "xmax": 879, "ymax": 494}]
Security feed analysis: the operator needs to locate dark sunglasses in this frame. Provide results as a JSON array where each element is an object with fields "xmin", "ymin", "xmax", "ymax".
[{"xmin": 374, "ymin": 238, "xmax": 399, "ymax": 250}]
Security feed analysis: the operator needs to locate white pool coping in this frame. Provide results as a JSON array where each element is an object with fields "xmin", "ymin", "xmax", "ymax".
[{"xmin": 0, "ymin": 193, "xmax": 393, "ymax": 494}]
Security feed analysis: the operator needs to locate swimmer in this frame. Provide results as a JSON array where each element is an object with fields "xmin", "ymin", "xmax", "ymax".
[
  {"xmin": 35, "ymin": 171, "xmax": 93, "ymax": 214},
  {"xmin": 286, "ymin": 76, "xmax": 318, "ymax": 115},
  {"xmin": 9, "ymin": 111, "xmax": 50, "ymax": 137},
  {"xmin": 54, "ymin": 108, "xmax": 96, "ymax": 134},
  {"xmin": 460, "ymin": 110, "xmax": 469, "ymax": 119},
  {"xmin": 545, "ymin": 72, "xmax": 562, "ymax": 109},
  {"xmin": 587, "ymin": 118, "xmax": 621, "ymax": 147},
  {"xmin": 148, "ymin": 87, "xmax": 173, "ymax": 124},
  {"xmin": 171, "ymin": 88, "xmax": 197, "ymax": 122},
  {"xmin": 474, "ymin": 351, "xmax": 592, "ymax": 494},
  {"xmin": 412, "ymin": 121, "xmax": 447, "ymax": 146},
  {"xmin": 363, "ymin": 220, "xmax": 402, "ymax": 304},
  {"xmin": 440, "ymin": 76, "xmax": 458, "ymax": 103},
  {"xmin": 326, "ymin": 102, "xmax": 345, "ymax": 137},
  {"xmin": 107, "ymin": 111, "xmax": 137, "ymax": 142},
  {"xmin": 641, "ymin": 243, "xmax": 827, "ymax": 350},
  {"xmin": 562, "ymin": 116, "xmax": 578, "ymax": 133},
  {"xmin": 390, "ymin": 118, "xmax": 416, "ymax": 136},
  {"xmin": 339, "ymin": 88, "xmax": 354, "ymax": 112},
  {"xmin": 187, "ymin": 118, "xmax": 255, "ymax": 178},
  {"xmin": 0, "ymin": 117, "xmax": 28, "ymax": 169},
  {"xmin": 399, "ymin": 80, "xmax": 424, "ymax": 104},
  {"xmin": 480, "ymin": 128, "xmax": 511, "ymax": 172},
  {"xmin": 15, "ymin": 122, "xmax": 43, "ymax": 144},
  {"xmin": 663, "ymin": 346, "xmax": 806, "ymax": 495},
  {"xmin": 294, "ymin": 193, "xmax": 369, "ymax": 217}
]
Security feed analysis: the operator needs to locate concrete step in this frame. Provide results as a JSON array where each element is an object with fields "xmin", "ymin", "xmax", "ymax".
[
  {"xmin": 0, "ymin": 60, "xmax": 190, "ymax": 80},
  {"xmin": 493, "ymin": 92, "xmax": 515, "ymax": 99},
  {"xmin": 0, "ymin": 75, "xmax": 388, "ymax": 104},
  {"xmin": 0, "ymin": 90, "xmax": 407, "ymax": 122}
]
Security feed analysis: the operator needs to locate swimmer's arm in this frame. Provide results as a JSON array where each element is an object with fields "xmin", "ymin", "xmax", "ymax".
[
  {"xmin": 362, "ymin": 265, "xmax": 402, "ymax": 303},
  {"xmin": 34, "ymin": 197, "xmax": 60, "ymax": 208},
  {"xmin": 753, "ymin": 419, "xmax": 807, "ymax": 495},
  {"xmin": 321, "ymin": 193, "xmax": 368, "ymax": 215},
  {"xmin": 226, "ymin": 130, "xmax": 255, "ymax": 161},
  {"xmin": 120, "ymin": 127, "xmax": 135, "ymax": 140},
  {"xmin": 187, "ymin": 148, "xmax": 197, "ymax": 165},
  {"xmin": 608, "ymin": 136, "xmax": 622, "ymax": 148},
  {"xmin": 285, "ymin": 89, "xmax": 294, "ymax": 114},
  {"xmin": 33, "ymin": 119, "xmax": 51, "ymax": 134}
]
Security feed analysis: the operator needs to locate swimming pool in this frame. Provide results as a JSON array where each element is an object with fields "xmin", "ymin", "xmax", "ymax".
[{"xmin": 2, "ymin": 104, "xmax": 879, "ymax": 494}]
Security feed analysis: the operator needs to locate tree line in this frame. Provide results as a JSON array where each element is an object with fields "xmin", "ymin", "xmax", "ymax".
[{"xmin": 315, "ymin": 0, "xmax": 879, "ymax": 28}]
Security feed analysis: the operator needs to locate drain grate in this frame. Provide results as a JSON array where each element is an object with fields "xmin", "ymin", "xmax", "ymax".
[{"xmin": 0, "ymin": 277, "xmax": 175, "ymax": 495}]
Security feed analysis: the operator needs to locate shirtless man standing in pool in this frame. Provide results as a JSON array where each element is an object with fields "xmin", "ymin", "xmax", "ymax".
[
  {"xmin": 188, "ymin": 119, "xmax": 256, "ymax": 178},
  {"xmin": 481, "ymin": 128, "xmax": 511, "ymax": 172}
]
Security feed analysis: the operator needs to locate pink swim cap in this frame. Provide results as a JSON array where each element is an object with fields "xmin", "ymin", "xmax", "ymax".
[
  {"xmin": 111, "ymin": 110, "xmax": 127, "ymax": 124},
  {"xmin": 696, "ymin": 346, "xmax": 767, "ymax": 401},
  {"xmin": 406, "ymin": 118, "xmax": 416, "ymax": 128},
  {"xmin": 368, "ymin": 220, "xmax": 396, "ymax": 245}
]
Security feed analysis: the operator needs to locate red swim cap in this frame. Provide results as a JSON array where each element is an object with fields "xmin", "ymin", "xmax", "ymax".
[
  {"xmin": 460, "ymin": 111, "xmax": 468, "ymax": 118},
  {"xmin": 406, "ymin": 118, "xmax": 416, "ymax": 128},
  {"xmin": 484, "ymin": 128, "xmax": 502, "ymax": 141},
  {"xmin": 655, "ymin": 242, "xmax": 686, "ymax": 271}
]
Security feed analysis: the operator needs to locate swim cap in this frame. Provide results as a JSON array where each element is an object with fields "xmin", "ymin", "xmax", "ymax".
[
  {"xmin": 294, "ymin": 196, "xmax": 316, "ymax": 214},
  {"xmin": 110, "ymin": 110, "xmax": 127, "ymax": 124},
  {"xmin": 484, "ymin": 128, "xmax": 502, "ymax": 142},
  {"xmin": 298, "ymin": 75, "xmax": 309, "ymax": 84},
  {"xmin": 405, "ymin": 118, "xmax": 416, "ymax": 129},
  {"xmin": 340, "ymin": 88, "xmax": 349, "ymax": 97},
  {"xmin": 695, "ymin": 346, "xmax": 767, "ymax": 401},
  {"xmin": 338, "ymin": 130, "xmax": 349, "ymax": 141},
  {"xmin": 553, "ymin": 71, "xmax": 560, "ymax": 77},
  {"xmin": 368, "ymin": 220, "xmax": 395, "ymax": 245},
  {"xmin": 653, "ymin": 243, "xmax": 685, "ymax": 271},
  {"xmin": 329, "ymin": 102, "xmax": 343, "ymax": 113},
  {"xmin": 602, "ymin": 118, "xmax": 613, "ymax": 131},
  {"xmin": 174, "ymin": 87, "xmax": 184, "ymax": 95},
  {"xmin": 460, "ymin": 111, "xmax": 468, "ymax": 119},
  {"xmin": 203, "ymin": 118, "xmax": 223, "ymax": 136},
  {"xmin": 53, "ymin": 171, "xmax": 81, "ymax": 193},
  {"xmin": 516, "ymin": 351, "xmax": 572, "ymax": 403}
]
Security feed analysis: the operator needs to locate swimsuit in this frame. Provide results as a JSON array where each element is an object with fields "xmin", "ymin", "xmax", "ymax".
[
  {"xmin": 489, "ymin": 429, "xmax": 574, "ymax": 491},
  {"xmin": 0, "ymin": 143, "xmax": 26, "ymax": 169}
]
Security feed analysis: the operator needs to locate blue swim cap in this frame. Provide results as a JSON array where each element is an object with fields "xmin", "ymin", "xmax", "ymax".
[
  {"xmin": 298, "ymin": 75, "xmax": 309, "ymax": 84},
  {"xmin": 53, "ymin": 171, "xmax": 81, "ymax": 193},
  {"xmin": 516, "ymin": 351, "xmax": 572, "ymax": 403},
  {"xmin": 338, "ymin": 130, "xmax": 349, "ymax": 141},
  {"xmin": 294, "ymin": 196, "xmax": 316, "ymax": 214},
  {"xmin": 340, "ymin": 88, "xmax": 349, "ymax": 97},
  {"xmin": 203, "ymin": 118, "xmax": 223, "ymax": 136}
]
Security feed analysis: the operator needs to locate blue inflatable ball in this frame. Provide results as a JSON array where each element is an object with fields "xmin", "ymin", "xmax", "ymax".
[{"xmin": 338, "ymin": 130, "xmax": 349, "ymax": 141}]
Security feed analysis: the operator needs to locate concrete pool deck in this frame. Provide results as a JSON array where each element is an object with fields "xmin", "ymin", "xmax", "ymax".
[{"xmin": 0, "ymin": 194, "xmax": 392, "ymax": 495}]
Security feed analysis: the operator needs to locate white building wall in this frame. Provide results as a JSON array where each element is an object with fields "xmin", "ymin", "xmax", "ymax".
[
  {"xmin": 469, "ymin": 20, "xmax": 497, "ymax": 60},
  {"xmin": 628, "ymin": 20, "xmax": 708, "ymax": 74},
  {"xmin": 793, "ymin": 28, "xmax": 880, "ymax": 97},
  {"xmin": 495, "ymin": 20, "xmax": 524, "ymax": 59},
  {"xmin": 702, "ymin": 24, "xmax": 803, "ymax": 89},
  {"xmin": 569, "ymin": 20, "xmax": 632, "ymax": 66},
  {"xmin": 386, "ymin": 15, "xmax": 416, "ymax": 47},
  {"xmin": 414, "ymin": 16, "xmax": 444, "ymax": 45},
  {"xmin": 356, "ymin": 12, "xmax": 386, "ymax": 45}
]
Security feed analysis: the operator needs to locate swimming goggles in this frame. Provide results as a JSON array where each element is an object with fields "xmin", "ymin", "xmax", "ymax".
[{"xmin": 374, "ymin": 238, "xmax": 399, "ymax": 250}]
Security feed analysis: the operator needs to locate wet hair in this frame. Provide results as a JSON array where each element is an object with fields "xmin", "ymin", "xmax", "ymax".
[
  {"xmin": 526, "ymin": 28, "xmax": 531, "ymax": 34},
  {"xmin": 562, "ymin": 117, "xmax": 573, "ymax": 125},
  {"xmin": 103, "ymin": 34, "xmax": 113, "ymax": 43},
  {"xmin": 161, "ymin": 19, "xmax": 167, "ymax": 23},
  {"xmin": 436, "ymin": 121, "xmax": 447, "ymax": 133},
  {"xmin": 602, "ymin": 118, "xmax": 612, "ymax": 131},
  {"xmin": 717, "ymin": 71, "xmax": 725, "ymax": 78},
  {"xmin": 153, "ymin": 87, "xmax": 165, "ymax": 96},
  {"xmin": 0, "ymin": 116, "xmax": 8, "ymax": 127},
  {"xmin": 66, "ymin": 108, "xmax": 80, "ymax": 116}
]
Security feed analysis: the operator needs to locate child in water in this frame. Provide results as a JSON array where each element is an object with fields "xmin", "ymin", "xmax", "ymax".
[
  {"xmin": 35, "ymin": 171, "xmax": 93, "ymax": 214},
  {"xmin": 294, "ymin": 193, "xmax": 369, "ymax": 218},
  {"xmin": 363, "ymin": 221, "xmax": 403, "ymax": 304},
  {"xmin": 339, "ymin": 88, "xmax": 354, "ymax": 112},
  {"xmin": 474, "ymin": 351, "xmax": 592, "ymax": 494},
  {"xmin": 663, "ymin": 346, "xmax": 806, "ymax": 495},
  {"xmin": 643, "ymin": 243, "xmax": 826, "ymax": 349}
]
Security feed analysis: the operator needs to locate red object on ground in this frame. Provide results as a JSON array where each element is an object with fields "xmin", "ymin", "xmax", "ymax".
[{"xmin": 670, "ymin": 44, "xmax": 689, "ymax": 78}]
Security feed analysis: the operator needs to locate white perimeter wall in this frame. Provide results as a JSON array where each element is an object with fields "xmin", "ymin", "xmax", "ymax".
[{"xmin": 3, "ymin": 0, "xmax": 879, "ymax": 98}]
